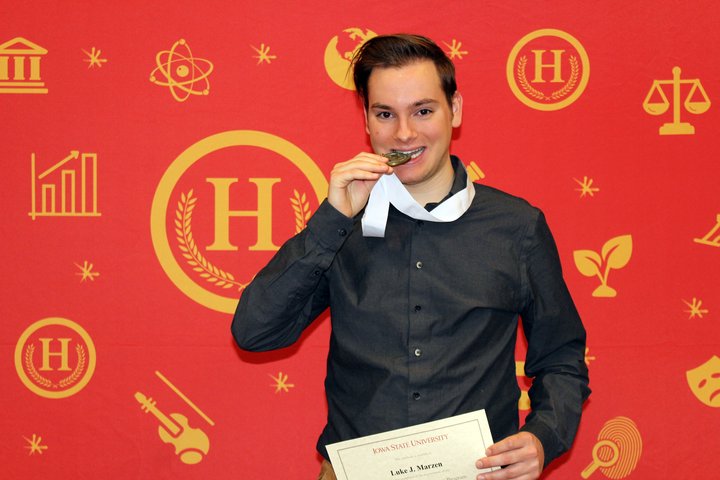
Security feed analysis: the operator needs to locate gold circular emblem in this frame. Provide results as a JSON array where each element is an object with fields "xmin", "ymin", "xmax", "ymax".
[
  {"xmin": 324, "ymin": 27, "xmax": 377, "ymax": 89},
  {"xmin": 151, "ymin": 130, "xmax": 328, "ymax": 313},
  {"xmin": 506, "ymin": 29, "xmax": 590, "ymax": 111},
  {"xmin": 14, "ymin": 318, "xmax": 96, "ymax": 399}
]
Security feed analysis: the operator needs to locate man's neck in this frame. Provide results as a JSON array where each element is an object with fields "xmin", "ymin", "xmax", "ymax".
[{"xmin": 404, "ymin": 159, "xmax": 456, "ymax": 207}]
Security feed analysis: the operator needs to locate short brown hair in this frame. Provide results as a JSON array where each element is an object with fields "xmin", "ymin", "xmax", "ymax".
[{"xmin": 351, "ymin": 34, "xmax": 457, "ymax": 109}]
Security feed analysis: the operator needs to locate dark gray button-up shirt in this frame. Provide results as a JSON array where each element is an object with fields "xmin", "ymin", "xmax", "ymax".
[{"xmin": 233, "ymin": 156, "xmax": 590, "ymax": 467}]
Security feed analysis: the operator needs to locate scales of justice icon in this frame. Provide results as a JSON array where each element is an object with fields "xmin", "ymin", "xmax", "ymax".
[{"xmin": 643, "ymin": 66, "xmax": 711, "ymax": 135}]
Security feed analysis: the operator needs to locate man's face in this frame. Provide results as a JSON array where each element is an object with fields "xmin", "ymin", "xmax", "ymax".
[{"xmin": 365, "ymin": 60, "xmax": 462, "ymax": 189}]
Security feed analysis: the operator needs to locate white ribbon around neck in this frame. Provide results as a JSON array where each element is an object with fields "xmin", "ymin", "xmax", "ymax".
[{"xmin": 361, "ymin": 163, "xmax": 476, "ymax": 237}]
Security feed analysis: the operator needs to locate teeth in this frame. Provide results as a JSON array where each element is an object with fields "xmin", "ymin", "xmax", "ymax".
[{"xmin": 393, "ymin": 147, "xmax": 425, "ymax": 158}]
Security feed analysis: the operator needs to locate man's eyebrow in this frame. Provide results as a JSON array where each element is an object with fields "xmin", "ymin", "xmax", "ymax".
[
  {"xmin": 412, "ymin": 98, "xmax": 439, "ymax": 107},
  {"xmin": 369, "ymin": 98, "xmax": 439, "ymax": 110}
]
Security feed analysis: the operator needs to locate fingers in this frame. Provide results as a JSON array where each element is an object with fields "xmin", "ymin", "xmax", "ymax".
[
  {"xmin": 327, "ymin": 152, "xmax": 393, "ymax": 218},
  {"xmin": 475, "ymin": 433, "xmax": 543, "ymax": 480},
  {"xmin": 330, "ymin": 153, "xmax": 392, "ymax": 186}
]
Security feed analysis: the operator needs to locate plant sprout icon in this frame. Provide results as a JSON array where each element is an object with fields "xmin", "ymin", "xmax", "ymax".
[{"xmin": 574, "ymin": 235, "xmax": 632, "ymax": 297}]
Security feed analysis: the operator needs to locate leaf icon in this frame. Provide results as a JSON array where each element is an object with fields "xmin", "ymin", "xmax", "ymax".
[
  {"xmin": 573, "ymin": 249, "xmax": 602, "ymax": 277},
  {"xmin": 602, "ymin": 235, "xmax": 633, "ymax": 269}
]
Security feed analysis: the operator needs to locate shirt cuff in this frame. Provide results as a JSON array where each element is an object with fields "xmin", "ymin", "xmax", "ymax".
[
  {"xmin": 306, "ymin": 199, "xmax": 355, "ymax": 251},
  {"xmin": 520, "ymin": 421, "xmax": 560, "ymax": 468}
]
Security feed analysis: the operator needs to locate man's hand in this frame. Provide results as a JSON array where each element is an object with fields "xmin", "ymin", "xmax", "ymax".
[
  {"xmin": 475, "ymin": 432, "xmax": 544, "ymax": 480},
  {"xmin": 327, "ymin": 152, "xmax": 392, "ymax": 218}
]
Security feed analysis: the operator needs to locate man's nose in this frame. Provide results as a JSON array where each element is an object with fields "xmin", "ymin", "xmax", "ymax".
[{"xmin": 394, "ymin": 117, "xmax": 417, "ymax": 143}]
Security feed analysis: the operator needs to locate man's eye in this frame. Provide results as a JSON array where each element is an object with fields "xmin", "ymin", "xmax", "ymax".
[
  {"xmin": 417, "ymin": 108, "xmax": 432, "ymax": 116},
  {"xmin": 376, "ymin": 111, "xmax": 393, "ymax": 119}
]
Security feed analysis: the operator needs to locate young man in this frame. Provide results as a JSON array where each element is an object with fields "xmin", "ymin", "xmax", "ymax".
[{"xmin": 233, "ymin": 34, "xmax": 590, "ymax": 480}]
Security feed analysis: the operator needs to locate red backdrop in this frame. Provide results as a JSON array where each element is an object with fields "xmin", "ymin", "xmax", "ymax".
[{"xmin": 2, "ymin": 1, "xmax": 719, "ymax": 478}]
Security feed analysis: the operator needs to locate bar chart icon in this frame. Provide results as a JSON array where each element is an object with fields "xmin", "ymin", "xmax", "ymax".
[{"xmin": 29, "ymin": 150, "xmax": 101, "ymax": 220}]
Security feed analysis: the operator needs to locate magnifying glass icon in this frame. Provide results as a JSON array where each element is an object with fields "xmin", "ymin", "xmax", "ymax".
[{"xmin": 581, "ymin": 439, "xmax": 620, "ymax": 478}]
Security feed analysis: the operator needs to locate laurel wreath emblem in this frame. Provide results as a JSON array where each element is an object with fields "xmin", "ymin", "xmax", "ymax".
[
  {"xmin": 24, "ymin": 343, "xmax": 86, "ymax": 389},
  {"xmin": 291, "ymin": 189, "xmax": 311, "ymax": 233},
  {"xmin": 175, "ymin": 189, "xmax": 313, "ymax": 292},
  {"xmin": 516, "ymin": 55, "xmax": 580, "ymax": 101},
  {"xmin": 176, "ymin": 189, "xmax": 247, "ymax": 291}
]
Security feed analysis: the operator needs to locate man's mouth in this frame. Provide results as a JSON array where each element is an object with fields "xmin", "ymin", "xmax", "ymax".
[{"xmin": 391, "ymin": 147, "xmax": 425, "ymax": 159}]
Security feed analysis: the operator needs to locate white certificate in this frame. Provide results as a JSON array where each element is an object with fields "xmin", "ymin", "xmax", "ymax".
[{"xmin": 326, "ymin": 409, "xmax": 499, "ymax": 480}]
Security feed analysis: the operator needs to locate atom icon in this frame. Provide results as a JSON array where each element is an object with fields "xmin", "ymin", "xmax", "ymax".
[{"xmin": 150, "ymin": 39, "xmax": 213, "ymax": 102}]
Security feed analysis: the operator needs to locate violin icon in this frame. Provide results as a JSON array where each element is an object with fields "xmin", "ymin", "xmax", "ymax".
[{"xmin": 134, "ymin": 391, "xmax": 210, "ymax": 464}]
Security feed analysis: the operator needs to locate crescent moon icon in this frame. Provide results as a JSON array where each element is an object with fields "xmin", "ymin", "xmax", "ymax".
[{"xmin": 323, "ymin": 29, "xmax": 377, "ymax": 90}]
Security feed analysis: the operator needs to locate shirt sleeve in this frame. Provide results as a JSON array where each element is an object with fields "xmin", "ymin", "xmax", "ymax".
[
  {"xmin": 518, "ymin": 210, "xmax": 591, "ymax": 467},
  {"xmin": 232, "ymin": 199, "xmax": 354, "ymax": 351}
]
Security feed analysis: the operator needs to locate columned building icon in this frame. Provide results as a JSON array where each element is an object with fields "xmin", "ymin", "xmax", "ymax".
[{"xmin": 0, "ymin": 37, "xmax": 48, "ymax": 94}]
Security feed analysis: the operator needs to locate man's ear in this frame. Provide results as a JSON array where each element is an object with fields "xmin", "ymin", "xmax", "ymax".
[
  {"xmin": 451, "ymin": 92, "xmax": 463, "ymax": 128},
  {"xmin": 364, "ymin": 107, "xmax": 370, "ymax": 135}
]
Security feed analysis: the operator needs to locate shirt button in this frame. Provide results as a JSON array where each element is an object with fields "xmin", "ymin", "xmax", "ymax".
[
  {"xmin": 313, "ymin": 270, "xmax": 321, "ymax": 276},
  {"xmin": 412, "ymin": 392, "xmax": 421, "ymax": 400},
  {"xmin": 414, "ymin": 305, "xmax": 422, "ymax": 312},
  {"xmin": 337, "ymin": 228, "xmax": 347, "ymax": 237},
  {"xmin": 414, "ymin": 348, "xmax": 422, "ymax": 357},
  {"xmin": 415, "ymin": 261, "xmax": 423, "ymax": 269}
]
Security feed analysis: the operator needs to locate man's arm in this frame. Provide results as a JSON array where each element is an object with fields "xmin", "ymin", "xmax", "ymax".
[
  {"xmin": 232, "ymin": 200, "xmax": 350, "ymax": 351},
  {"xmin": 232, "ymin": 153, "xmax": 392, "ymax": 351},
  {"xmin": 476, "ymin": 211, "xmax": 590, "ymax": 479},
  {"xmin": 517, "ymin": 211, "xmax": 590, "ymax": 465}
]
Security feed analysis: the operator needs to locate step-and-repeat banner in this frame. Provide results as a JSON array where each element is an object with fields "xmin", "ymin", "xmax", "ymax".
[{"xmin": 2, "ymin": 1, "xmax": 719, "ymax": 478}]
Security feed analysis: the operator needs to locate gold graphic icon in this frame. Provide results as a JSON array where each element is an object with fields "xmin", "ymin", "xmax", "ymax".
[
  {"xmin": 506, "ymin": 29, "xmax": 590, "ymax": 111},
  {"xmin": 291, "ymin": 189, "xmax": 312, "ymax": 233},
  {"xmin": 154, "ymin": 370, "xmax": 215, "ymax": 427},
  {"xmin": 515, "ymin": 361, "xmax": 530, "ymax": 411},
  {"xmin": 134, "ymin": 370, "xmax": 214, "ymax": 464},
  {"xmin": 149, "ymin": 39, "xmax": 213, "ymax": 102},
  {"xmin": 23, "ymin": 434, "xmax": 48, "ymax": 455},
  {"xmin": 0, "ymin": 37, "xmax": 48, "ymax": 94},
  {"xmin": 466, "ymin": 161, "xmax": 485, "ymax": 182},
  {"xmin": 135, "ymin": 392, "xmax": 210, "ymax": 464},
  {"xmin": 82, "ymin": 47, "xmax": 107, "ymax": 68},
  {"xmin": 151, "ymin": 130, "xmax": 327, "ymax": 313},
  {"xmin": 29, "ymin": 150, "xmax": 100, "ymax": 220},
  {"xmin": 694, "ymin": 213, "xmax": 720, "ymax": 247},
  {"xmin": 252, "ymin": 43, "xmax": 277, "ymax": 65},
  {"xmin": 574, "ymin": 176, "xmax": 599, "ymax": 198},
  {"xmin": 14, "ymin": 317, "xmax": 96, "ymax": 399},
  {"xmin": 443, "ymin": 39, "xmax": 468, "ymax": 60},
  {"xmin": 683, "ymin": 297, "xmax": 709, "ymax": 319},
  {"xmin": 324, "ymin": 28, "xmax": 377, "ymax": 90},
  {"xmin": 643, "ymin": 66, "xmax": 710, "ymax": 135},
  {"xmin": 585, "ymin": 347, "xmax": 596, "ymax": 366},
  {"xmin": 581, "ymin": 416, "xmax": 642, "ymax": 479},
  {"xmin": 75, "ymin": 260, "xmax": 100, "ymax": 282},
  {"xmin": 686, "ymin": 356, "xmax": 720, "ymax": 407},
  {"xmin": 270, "ymin": 371, "xmax": 295, "ymax": 393},
  {"xmin": 175, "ymin": 187, "xmax": 311, "ymax": 293},
  {"xmin": 176, "ymin": 189, "xmax": 249, "ymax": 292},
  {"xmin": 574, "ymin": 235, "xmax": 632, "ymax": 297}
]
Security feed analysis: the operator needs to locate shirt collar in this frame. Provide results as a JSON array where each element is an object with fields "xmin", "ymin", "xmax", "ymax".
[{"xmin": 425, "ymin": 155, "xmax": 467, "ymax": 212}]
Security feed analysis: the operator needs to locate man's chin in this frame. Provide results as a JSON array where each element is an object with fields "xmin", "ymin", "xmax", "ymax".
[{"xmin": 394, "ymin": 170, "xmax": 423, "ymax": 186}]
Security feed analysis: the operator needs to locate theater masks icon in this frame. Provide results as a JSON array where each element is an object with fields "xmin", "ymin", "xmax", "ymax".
[{"xmin": 686, "ymin": 355, "xmax": 720, "ymax": 408}]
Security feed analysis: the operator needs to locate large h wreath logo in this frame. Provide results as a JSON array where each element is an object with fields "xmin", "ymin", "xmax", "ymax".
[{"xmin": 151, "ymin": 131, "xmax": 327, "ymax": 314}]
